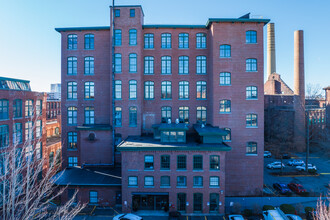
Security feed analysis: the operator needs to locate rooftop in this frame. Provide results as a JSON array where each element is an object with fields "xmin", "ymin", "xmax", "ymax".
[
  {"xmin": 0, "ymin": 76, "xmax": 31, "ymax": 91},
  {"xmin": 117, "ymin": 135, "xmax": 231, "ymax": 152},
  {"xmin": 46, "ymin": 135, "xmax": 61, "ymax": 146},
  {"xmin": 193, "ymin": 124, "xmax": 228, "ymax": 136}
]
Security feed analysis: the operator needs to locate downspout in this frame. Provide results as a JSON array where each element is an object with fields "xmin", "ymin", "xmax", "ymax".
[{"xmin": 111, "ymin": 0, "xmax": 116, "ymax": 167}]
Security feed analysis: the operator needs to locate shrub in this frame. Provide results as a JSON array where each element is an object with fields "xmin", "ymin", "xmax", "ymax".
[
  {"xmin": 308, "ymin": 169, "xmax": 317, "ymax": 174},
  {"xmin": 305, "ymin": 207, "xmax": 314, "ymax": 214},
  {"xmin": 243, "ymin": 209, "xmax": 253, "ymax": 216},
  {"xmin": 263, "ymin": 205, "xmax": 275, "ymax": 211},
  {"xmin": 280, "ymin": 204, "xmax": 295, "ymax": 214}
]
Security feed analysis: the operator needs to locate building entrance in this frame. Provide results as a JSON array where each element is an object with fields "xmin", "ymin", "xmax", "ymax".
[{"xmin": 132, "ymin": 193, "xmax": 169, "ymax": 211}]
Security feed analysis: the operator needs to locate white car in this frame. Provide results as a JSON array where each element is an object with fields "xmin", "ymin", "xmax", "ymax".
[
  {"xmin": 286, "ymin": 214, "xmax": 303, "ymax": 220},
  {"xmin": 113, "ymin": 213, "xmax": 143, "ymax": 220},
  {"xmin": 287, "ymin": 159, "xmax": 305, "ymax": 166},
  {"xmin": 228, "ymin": 215, "xmax": 245, "ymax": 220},
  {"xmin": 266, "ymin": 162, "xmax": 285, "ymax": 169},
  {"xmin": 296, "ymin": 164, "xmax": 317, "ymax": 171},
  {"xmin": 264, "ymin": 151, "xmax": 272, "ymax": 158}
]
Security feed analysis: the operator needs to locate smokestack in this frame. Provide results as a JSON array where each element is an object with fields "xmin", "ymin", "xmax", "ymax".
[
  {"xmin": 267, "ymin": 23, "xmax": 276, "ymax": 77},
  {"xmin": 294, "ymin": 30, "xmax": 305, "ymax": 100}
]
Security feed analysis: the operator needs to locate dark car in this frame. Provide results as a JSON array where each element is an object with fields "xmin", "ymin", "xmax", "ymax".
[
  {"xmin": 287, "ymin": 183, "xmax": 307, "ymax": 193},
  {"xmin": 273, "ymin": 183, "xmax": 291, "ymax": 194},
  {"xmin": 282, "ymin": 154, "xmax": 291, "ymax": 159}
]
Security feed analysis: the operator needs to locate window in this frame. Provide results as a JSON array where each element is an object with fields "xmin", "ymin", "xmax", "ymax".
[
  {"xmin": 177, "ymin": 193, "xmax": 186, "ymax": 211},
  {"xmin": 193, "ymin": 193, "xmax": 203, "ymax": 212},
  {"xmin": 36, "ymin": 100, "xmax": 42, "ymax": 116},
  {"xmin": 210, "ymin": 193, "xmax": 219, "ymax": 212},
  {"xmin": 25, "ymin": 121, "xmax": 33, "ymax": 141},
  {"xmin": 36, "ymin": 120, "xmax": 42, "ymax": 138},
  {"xmin": 114, "ymin": 54, "xmax": 122, "ymax": 73},
  {"xmin": 177, "ymin": 155, "xmax": 186, "ymax": 170},
  {"xmin": 219, "ymin": 100, "xmax": 231, "ymax": 113},
  {"xmin": 67, "ymin": 57, "xmax": 77, "ymax": 75},
  {"xmin": 196, "ymin": 106, "xmax": 207, "ymax": 124},
  {"xmin": 161, "ymin": 33, "xmax": 171, "ymax": 49},
  {"xmin": 67, "ymin": 34, "xmax": 77, "ymax": 50},
  {"xmin": 246, "ymin": 114, "xmax": 258, "ymax": 127},
  {"xmin": 161, "ymin": 107, "xmax": 172, "ymax": 123},
  {"xmin": 161, "ymin": 56, "xmax": 171, "ymax": 74},
  {"xmin": 162, "ymin": 131, "xmax": 185, "ymax": 143},
  {"xmin": 210, "ymin": 155, "xmax": 220, "ymax": 170},
  {"xmin": 178, "ymin": 33, "xmax": 189, "ymax": 48},
  {"xmin": 144, "ymin": 81, "xmax": 154, "ymax": 100},
  {"xmin": 129, "ymin": 53, "xmax": 137, "ymax": 72},
  {"xmin": 114, "ymin": 9, "xmax": 120, "ymax": 17},
  {"xmin": 25, "ymin": 99, "xmax": 33, "ymax": 117},
  {"xmin": 210, "ymin": 176, "xmax": 219, "ymax": 187},
  {"xmin": 193, "ymin": 155, "xmax": 203, "ymax": 170},
  {"xmin": 84, "ymin": 82, "xmax": 95, "ymax": 99},
  {"xmin": 160, "ymin": 176, "xmax": 170, "ymax": 187},
  {"xmin": 246, "ymin": 30, "xmax": 257, "ymax": 44},
  {"xmin": 179, "ymin": 107, "xmax": 189, "ymax": 123},
  {"xmin": 144, "ymin": 56, "xmax": 154, "ymax": 74},
  {"xmin": 84, "ymin": 107, "xmax": 94, "ymax": 125},
  {"xmin": 246, "ymin": 58, "xmax": 257, "ymax": 72},
  {"xmin": 223, "ymin": 128, "xmax": 231, "ymax": 142},
  {"xmin": 161, "ymin": 81, "xmax": 172, "ymax": 99},
  {"xmin": 144, "ymin": 33, "xmax": 154, "ymax": 49},
  {"xmin": 67, "ymin": 107, "xmax": 77, "ymax": 125},
  {"xmin": 196, "ymin": 33, "xmax": 206, "ymax": 48},
  {"xmin": 84, "ymin": 34, "xmax": 94, "ymax": 49},
  {"xmin": 13, "ymin": 123, "xmax": 22, "ymax": 145},
  {"xmin": 196, "ymin": 56, "xmax": 207, "ymax": 76},
  {"xmin": 246, "ymin": 142, "xmax": 257, "ymax": 155},
  {"xmin": 0, "ymin": 125, "xmax": 9, "ymax": 148},
  {"xmin": 0, "ymin": 100, "xmax": 9, "ymax": 120},
  {"xmin": 161, "ymin": 155, "xmax": 170, "ymax": 170},
  {"xmin": 130, "ymin": 9, "xmax": 135, "ymax": 17},
  {"xmin": 129, "ymin": 107, "xmax": 137, "ymax": 126},
  {"xmin": 114, "ymin": 29, "xmax": 122, "ymax": 46},
  {"xmin": 129, "ymin": 80, "xmax": 137, "ymax": 99},
  {"xmin": 114, "ymin": 107, "xmax": 122, "ymax": 127},
  {"xmin": 179, "ymin": 81, "xmax": 189, "ymax": 99},
  {"xmin": 36, "ymin": 142, "xmax": 42, "ymax": 160},
  {"xmin": 89, "ymin": 191, "xmax": 98, "ymax": 204},
  {"xmin": 68, "ymin": 157, "xmax": 78, "ymax": 167},
  {"xmin": 114, "ymin": 80, "xmax": 122, "ymax": 99},
  {"xmin": 13, "ymin": 99, "xmax": 22, "ymax": 118},
  {"xmin": 49, "ymin": 152, "xmax": 54, "ymax": 167},
  {"xmin": 196, "ymin": 81, "xmax": 207, "ymax": 99},
  {"xmin": 177, "ymin": 176, "xmax": 187, "ymax": 187},
  {"xmin": 220, "ymin": 72, "xmax": 231, "ymax": 86},
  {"xmin": 144, "ymin": 176, "xmax": 154, "ymax": 186},
  {"xmin": 67, "ymin": 82, "xmax": 77, "ymax": 99},
  {"xmin": 68, "ymin": 132, "xmax": 77, "ymax": 149},
  {"xmin": 246, "ymin": 86, "xmax": 258, "ymax": 99},
  {"xmin": 84, "ymin": 57, "xmax": 94, "ymax": 75},
  {"xmin": 129, "ymin": 29, "xmax": 137, "ymax": 45},
  {"xmin": 179, "ymin": 56, "xmax": 189, "ymax": 74},
  {"xmin": 220, "ymin": 44, "xmax": 231, "ymax": 58},
  {"xmin": 193, "ymin": 176, "xmax": 203, "ymax": 187},
  {"xmin": 128, "ymin": 176, "xmax": 138, "ymax": 186},
  {"xmin": 144, "ymin": 155, "xmax": 154, "ymax": 170}
]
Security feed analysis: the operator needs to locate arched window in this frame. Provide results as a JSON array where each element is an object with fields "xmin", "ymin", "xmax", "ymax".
[
  {"xmin": 246, "ymin": 59, "xmax": 257, "ymax": 72},
  {"xmin": 144, "ymin": 56, "xmax": 154, "ymax": 74},
  {"xmin": 161, "ymin": 81, "xmax": 172, "ymax": 99},
  {"xmin": 67, "ymin": 34, "xmax": 77, "ymax": 50},
  {"xmin": 67, "ymin": 107, "xmax": 77, "ymax": 125},
  {"xmin": 129, "ymin": 29, "xmax": 137, "ymax": 45},
  {"xmin": 161, "ymin": 107, "xmax": 172, "ymax": 123},
  {"xmin": 178, "ymin": 33, "xmax": 189, "ymax": 48},
  {"xmin": 129, "ymin": 80, "xmax": 137, "ymax": 99},
  {"xmin": 246, "ymin": 30, "xmax": 257, "ymax": 44},
  {"xmin": 196, "ymin": 33, "xmax": 206, "ymax": 48},
  {"xmin": 144, "ymin": 81, "xmax": 154, "ymax": 99},
  {"xmin": 196, "ymin": 56, "xmax": 206, "ymax": 74},
  {"xmin": 161, "ymin": 33, "xmax": 171, "ymax": 48},
  {"xmin": 246, "ymin": 86, "xmax": 258, "ymax": 99},
  {"xmin": 179, "ymin": 56, "xmax": 189, "ymax": 74},
  {"xmin": 84, "ymin": 34, "xmax": 94, "ymax": 49},
  {"xmin": 179, "ymin": 81, "xmax": 189, "ymax": 99},
  {"xmin": 161, "ymin": 56, "xmax": 171, "ymax": 74},
  {"xmin": 129, "ymin": 53, "xmax": 137, "ymax": 72},
  {"xmin": 84, "ymin": 57, "xmax": 94, "ymax": 75},
  {"xmin": 67, "ymin": 57, "xmax": 77, "ymax": 75},
  {"xmin": 220, "ymin": 44, "xmax": 231, "ymax": 58}
]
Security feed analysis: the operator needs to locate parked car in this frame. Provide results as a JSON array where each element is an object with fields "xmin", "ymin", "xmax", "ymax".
[
  {"xmin": 113, "ymin": 213, "xmax": 143, "ymax": 220},
  {"xmin": 287, "ymin": 159, "xmax": 305, "ymax": 166},
  {"xmin": 287, "ymin": 183, "xmax": 307, "ymax": 193},
  {"xmin": 267, "ymin": 162, "xmax": 285, "ymax": 169},
  {"xmin": 296, "ymin": 164, "xmax": 317, "ymax": 171},
  {"xmin": 286, "ymin": 214, "xmax": 303, "ymax": 220},
  {"xmin": 264, "ymin": 151, "xmax": 272, "ymax": 158},
  {"xmin": 273, "ymin": 183, "xmax": 291, "ymax": 194},
  {"xmin": 228, "ymin": 215, "xmax": 244, "ymax": 220},
  {"xmin": 282, "ymin": 154, "xmax": 291, "ymax": 159}
]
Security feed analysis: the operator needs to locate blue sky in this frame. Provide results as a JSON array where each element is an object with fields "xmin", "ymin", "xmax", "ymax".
[{"xmin": 0, "ymin": 0, "xmax": 329, "ymax": 92}]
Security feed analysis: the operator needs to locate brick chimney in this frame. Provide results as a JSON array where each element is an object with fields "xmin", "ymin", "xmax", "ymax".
[{"xmin": 267, "ymin": 23, "xmax": 276, "ymax": 77}]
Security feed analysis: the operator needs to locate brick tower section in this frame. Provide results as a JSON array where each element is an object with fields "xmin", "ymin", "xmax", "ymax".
[{"xmin": 267, "ymin": 23, "xmax": 276, "ymax": 77}]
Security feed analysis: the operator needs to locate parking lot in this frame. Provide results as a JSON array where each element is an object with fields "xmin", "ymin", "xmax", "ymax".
[{"xmin": 264, "ymin": 151, "xmax": 330, "ymax": 195}]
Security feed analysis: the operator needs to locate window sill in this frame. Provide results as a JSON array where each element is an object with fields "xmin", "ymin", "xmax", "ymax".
[
  {"xmin": 220, "ymin": 84, "xmax": 231, "ymax": 86},
  {"xmin": 223, "ymin": 140, "xmax": 231, "ymax": 143},
  {"xmin": 144, "ymin": 48, "xmax": 155, "ymax": 50},
  {"xmin": 196, "ymin": 98, "xmax": 207, "ymax": 101},
  {"xmin": 178, "ymin": 99, "xmax": 189, "ymax": 100},
  {"xmin": 84, "ymin": 99, "xmax": 94, "ymax": 101},
  {"xmin": 246, "ymin": 154, "xmax": 258, "ymax": 156},
  {"xmin": 193, "ymin": 186, "xmax": 204, "ymax": 188},
  {"xmin": 129, "ymin": 125, "xmax": 137, "ymax": 127},
  {"xmin": 161, "ymin": 73, "xmax": 172, "ymax": 75},
  {"xmin": 246, "ymin": 126, "xmax": 258, "ymax": 128},
  {"xmin": 178, "ymin": 48, "xmax": 189, "ymax": 49},
  {"xmin": 219, "ymin": 57, "xmax": 231, "ymax": 59},
  {"xmin": 210, "ymin": 169, "xmax": 220, "ymax": 172},
  {"xmin": 196, "ymin": 47, "xmax": 207, "ymax": 49},
  {"xmin": 144, "ymin": 98, "xmax": 154, "ymax": 101},
  {"xmin": 160, "ymin": 186, "xmax": 171, "ymax": 188},
  {"xmin": 129, "ymin": 99, "xmax": 137, "ymax": 101},
  {"xmin": 161, "ymin": 48, "xmax": 172, "ymax": 50},
  {"xmin": 209, "ymin": 186, "xmax": 220, "ymax": 188},
  {"xmin": 114, "ymin": 125, "xmax": 122, "ymax": 127},
  {"xmin": 84, "ymin": 74, "xmax": 94, "ymax": 76},
  {"xmin": 219, "ymin": 112, "xmax": 231, "ymax": 114},
  {"xmin": 196, "ymin": 73, "xmax": 207, "ymax": 75},
  {"xmin": 161, "ymin": 98, "xmax": 172, "ymax": 100},
  {"xmin": 246, "ymin": 98, "xmax": 258, "ymax": 100},
  {"xmin": 84, "ymin": 48, "xmax": 94, "ymax": 50},
  {"xmin": 128, "ymin": 186, "xmax": 138, "ymax": 188},
  {"xmin": 246, "ymin": 43, "xmax": 258, "ymax": 45},
  {"xmin": 176, "ymin": 186, "xmax": 187, "ymax": 188},
  {"xmin": 114, "ymin": 72, "xmax": 122, "ymax": 74},
  {"xmin": 67, "ymin": 99, "xmax": 78, "ymax": 101},
  {"xmin": 178, "ymin": 73, "xmax": 189, "ymax": 75},
  {"xmin": 160, "ymin": 169, "xmax": 170, "ymax": 171},
  {"xmin": 176, "ymin": 169, "xmax": 187, "ymax": 171},
  {"xmin": 193, "ymin": 170, "xmax": 204, "ymax": 172},
  {"xmin": 246, "ymin": 71, "xmax": 258, "ymax": 73},
  {"xmin": 67, "ymin": 148, "xmax": 78, "ymax": 151},
  {"xmin": 129, "ymin": 72, "xmax": 137, "ymax": 74},
  {"xmin": 144, "ymin": 186, "xmax": 154, "ymax": 188},
  {"xmin": 144, "ymin": 169, "xmax": 154, "ymax": 171},
  {"xmin": 13, "ymin": 117, "xmax": 23, "ymax": 119}
]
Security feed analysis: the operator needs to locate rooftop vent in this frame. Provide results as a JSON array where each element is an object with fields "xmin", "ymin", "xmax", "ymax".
[{"xmin": 239, "ymin": 13, "xmax": 250, "ymax": 19}]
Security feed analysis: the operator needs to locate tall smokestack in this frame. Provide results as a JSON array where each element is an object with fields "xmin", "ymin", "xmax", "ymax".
[
  {"xmin": 267, "ymin": 23, "xmax": 276, "ymax": 77},
  {"xmin": 294, "ymin": 30, "xmax": 305, "ymax": 99}
]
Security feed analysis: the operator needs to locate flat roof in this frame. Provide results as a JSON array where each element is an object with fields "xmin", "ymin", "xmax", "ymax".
[
  {"xmin": 55, "ymin": 26, "xmax": 110, "ymax": 32},
  {"xmin": 143, "ymin": 24, "xmax": 205, "ymax": 29},
  {"xmin": 206, "ymin": 18, "xmax": 270, "ymax": 27},
  {"xmin": 0, "ymin": 76, "xmax": 30, "ymax": 83},
  {"xmin": 194, "ymin": 124, "xmax": 228, "ymax": 136},
  {"xmin": 153, "ymin": 123, "xmax": 189, "ymax": 131},
  {"xmin": 117, "ymin": 135, "xmax": 231, "ymax": 152},
  {"xmin": 76, "ymin": 124, "xmax": 112, "ymax": 131}
]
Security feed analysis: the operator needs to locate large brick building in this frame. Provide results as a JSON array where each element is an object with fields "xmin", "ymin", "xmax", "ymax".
[{"xmin": 55, "ymin": 5, "xmax": 269, "ymax": 214}]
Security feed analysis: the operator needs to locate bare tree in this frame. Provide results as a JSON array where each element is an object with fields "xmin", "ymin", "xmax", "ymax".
[
  {"xmin": 0, "ymin": 116, "xmax": 85, "ymax": 219},
  {"xmin": 315, "ymin": 193, "xmax": 330, "ymax": 220},
  {"xmin": 306, "ymin": 83, "xmax": 324, "ymax": 100}
]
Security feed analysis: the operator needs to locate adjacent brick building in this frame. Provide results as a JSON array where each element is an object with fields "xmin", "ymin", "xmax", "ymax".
[{"xmin": 55, "ymin": 5, "xmax": 269, "ymax": 214}]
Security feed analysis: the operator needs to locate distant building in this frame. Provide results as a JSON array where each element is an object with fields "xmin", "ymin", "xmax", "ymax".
[{"xmin": 48, "ymin": 83, "xmax": 61, "ymax": 100}]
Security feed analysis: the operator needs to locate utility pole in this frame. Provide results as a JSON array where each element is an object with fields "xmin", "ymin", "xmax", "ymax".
[{"xmin": 111, "ymin": 0, "xmax": 116, "ymax": 167}]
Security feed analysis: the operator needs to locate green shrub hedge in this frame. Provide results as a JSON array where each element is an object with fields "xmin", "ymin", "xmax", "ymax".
[
  {"xmin": 280, "ymin": 204, "xmax": 295, "ymax": 214},
  {"xmin": 263, "ymin": 205, "xmax": 275, "ymax": 211}
]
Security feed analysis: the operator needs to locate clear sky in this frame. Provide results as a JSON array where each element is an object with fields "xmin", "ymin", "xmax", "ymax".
[{"xmin": 0, "ymin": 0, "xmax": 329, "ymax": 92}]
